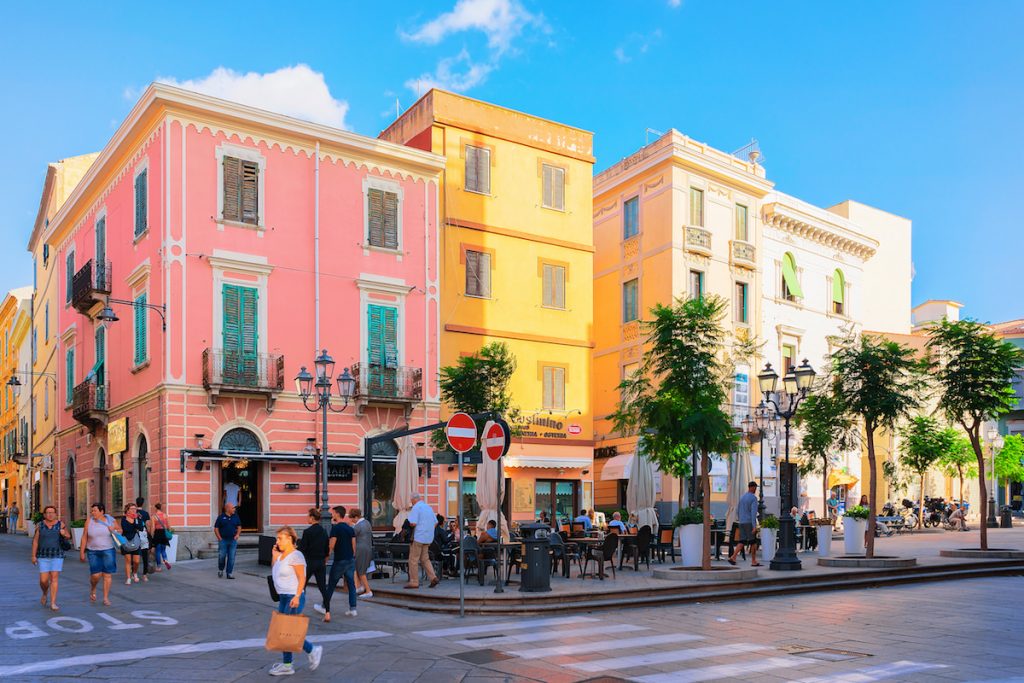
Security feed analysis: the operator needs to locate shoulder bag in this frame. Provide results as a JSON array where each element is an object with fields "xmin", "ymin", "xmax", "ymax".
[{"xmin": 58, "ymin": 522, "xmax": 73, "ymax": 552}]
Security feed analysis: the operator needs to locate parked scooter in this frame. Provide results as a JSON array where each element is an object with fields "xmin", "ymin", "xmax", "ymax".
[
  {"xmin": 900, "ymin": 499, "xmax": 919, "ymax": 528},
  {"xmin": 923, "ymin": 496, "xmax": 946, "ymax": 528}
]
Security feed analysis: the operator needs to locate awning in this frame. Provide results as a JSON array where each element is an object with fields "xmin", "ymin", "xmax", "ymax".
[
  {"xmin": 600, "ymin": 453, "xmax": 635, "ymax": 480},
  {"xmin": 503, "ymin": 456, "xmax": 591, "ymax": 470},
  {"xmin": 828, "ymin": 471, "xmax": 859, "ymax": 488},
  {"xmin": 181, "ymin": 449, "xmax": 399, "ymax": 465},
  {"xmin": 782, "ymin": 252, "xmax": 804, "ymax": 298}
]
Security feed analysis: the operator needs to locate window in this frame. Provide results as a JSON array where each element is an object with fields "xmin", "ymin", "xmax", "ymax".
[
  {"xmin": 622, "ymin": 362, "xmax": 640, "ymax": 380},
  {"xmin": 832, "ymin": 269, "xmax": 846, "ymax": 315},
  {"xmin": 782, "ymin": 344, "xmax": 796, "ymax": 376},
  {"xmin": 542, "ymin": 164, "xmax": 565, "ymax": 211},
  {"xmin": 465, "ymin": 250, "xmax": 491, "ymax": 298},
  {"xmin": 42, "ymin": 244, "xmax": 49, "ymax": 268},
  {"xmin": 542, "ymin": 366, "xmax": 566, "ymax": 411},
  {"xmin": 735, "ymin": 204, "xmax": 749, "ymax": 241},
  {"xmin": 65, "ymin": 250, "xmax": 75, "ymax": 304},
  {"xmin": 367, "ymin": 304, "xmax": 399, "ymax": 370},
  {"xmin": 367, "ymin": 188, "xmax": 399, "ymax": 249},
  {"xmin": 134, "ymin": 168, "xmax": 148, "ymax": 237},
  {"xmin": 781, "ymin": 252, "xmax": 803, "ymax": 301},
  {"xmin": 735, "ymin": 282, "xmax": 749, "ymax": 324},
  {"xmin": 622, "ymin": 278, "xmax": 639, "ymax": 323},
  {"xmin": 222, "ymin": 156, "xmax": 260, "ymax": 225},
  {"xmin": 133, "ymin": 293, "xmax": 148, "ymax": 366},
  {"xmin": 689, "ymin": 270, "xmax": 704, "ymax": 299},
  {"xmin": 44, "ymin": 302, "xmax": 49, "ymax": 340},
  {"xmin": 95, "ymin": 216, "xmax": 106, "ymax": 268},
  {"xmin": 465, "ymin": 145, "xmax": 491, "ymax": 194},
  {"xmin": 64, "ymin": 348, "xmax": 74, "ymax": 404},
  {"xmin": 623, "ymin": 196, "xmax": 639, "ymax": 239},
  {"xmin": 689, "ymin": 188, "xmax": 704, "ymax": 227},
  {"xmin": 31, "ymin": 328, "xmax": 37, "ymax": 361},
  {"xmin": 542, "ymin": 263, "xmax": 566, "ymax": 309},
  {"xmin": 535, "ymin": 480, "xmax": 578, "ymax": 524},
  {"xmin": 222, "ymin": 284, "xmax": 258, "ymax": 384},
  {"xmin": 446, "ymin": 479, "xmax": 482, "ymax": 520}
]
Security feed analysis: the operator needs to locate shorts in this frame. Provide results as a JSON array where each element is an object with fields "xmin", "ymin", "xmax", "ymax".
[
  {"xmin": 87, "ymin": 548, "xmax": 117, "ymax": 574},
  {"xmin": 738, "ymin": 523, "xmax": 756, "ymax": 545},
  {"xmin": 38, "ymin": 557, "xmax": 64, "ymax": 573}
]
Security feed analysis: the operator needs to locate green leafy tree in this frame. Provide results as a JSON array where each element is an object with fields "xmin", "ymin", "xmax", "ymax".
[
  {"xmin": 830, "ymin": 333, "xmax": 926, "ymax": 557},
  {"xmin": 431, "ymin": 342, "xmax": 519, "ymax": 449},
  {"xmin": 795, "ymin": 388, "xmax": 856, "ymax": 518},
  {"xmin": 927, "ymin": 319, "xmax": 1024, "ymax": 550},
  {"xmin": 899, "ymin": 416, "xmax": 953, "ymax": 528},
  {"xmin": 936, "ymin": 430, "xmax": 976, "ymax": 504},
  {"xmin": 994, "ymin": 434, "xmax": 1024, "ymax": 490},
  {"xmin": 611, "ymin": 296, "xmax": 746, "ymax": 570}
]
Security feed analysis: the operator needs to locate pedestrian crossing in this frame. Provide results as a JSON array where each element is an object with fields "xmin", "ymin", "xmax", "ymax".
[{"xmin": 419, "ymin": 615, "xmax": 947, "ymax": 683}]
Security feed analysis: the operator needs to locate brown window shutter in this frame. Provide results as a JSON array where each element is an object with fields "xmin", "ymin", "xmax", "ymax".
[
  {"xmin": 367, "ymin": 188, "xmax": 384, "ymax": 247},
  {"xmin": 479, "ymin": 252, "xmax": 491, "ymax": 297},
  {"xmin": 543, "ymin": 367, "xmax": 553, "ymax": 409},
  {"xmin": 554, "ymin": 266, "xmax": 565, "ymax": 308},
  {"xmin": 465, "ymin": 146, "xmax": 479, "ymax": 192},
  {"xmin": 240, "ymin": 160, "xmax": 259, "ymax": 225},
  {"xmin": 477, "ymin": 148, "xmax": 491, "ymax": 194},
  {"xmin": 383, "ymin": 191, "xmax": 399, "ymax": 249},
  {"xmin": 222, "ymin": 156, "xmax": 242, "ymax": 222},
  {"xmin": 542, "ymin": 165, "xmax": 552, "ymax": 208},
  {"xmin": 553, "ymin": 367, "xmax": 565, "ymax": 410}
]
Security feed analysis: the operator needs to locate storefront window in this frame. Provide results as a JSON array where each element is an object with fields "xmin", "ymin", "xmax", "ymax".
[
  {"xmin": 462, "ymin": 479, "xmax": 481, "ymax": 520},
  {"xmin": 535, "ymin": 480, "xmax": 578, "ymax": 525},
  {"xmin": 371, "ymin": 462, "xmax": 396, "ymax": 529},
  {"xmin": 110, "ymin": 472, "xmax": 124, "ymax": 513}
]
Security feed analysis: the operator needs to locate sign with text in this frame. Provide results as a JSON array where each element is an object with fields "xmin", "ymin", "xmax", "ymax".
[
  {"xmin": 432, "ymin": 450, "xmax": 483, "ymax": 465},
  {"xmin": 107, "ymin": 418, "xmax": 128, "ymax": 455}
]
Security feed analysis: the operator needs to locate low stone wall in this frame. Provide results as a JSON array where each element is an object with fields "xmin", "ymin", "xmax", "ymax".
[
  {"xmin": 818, "ymin": 556, "xmax": 917, "ymax": 568},
  {"xmin": 652, "ymin": 566, "xmax": 759, "ymax": 582},
  {"xmin": 939, "ymin": 548, "xmax": 1024, "ymax": 560}
]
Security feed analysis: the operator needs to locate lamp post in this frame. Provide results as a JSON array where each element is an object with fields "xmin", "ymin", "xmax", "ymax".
[
  {"xmin": 742, "ymin": 402, "xmax": 779, "ymax": 521},
  {"xmin": 296, "ymin": 350, "xmax": 356, "ymax": 532},
  {"xmin": 986, "ymin": 428, "xmax": 1004, "ymax": 529},
  {"xmin": 757, "ymin": 359, "xmax": 816, "ymax": 571}
]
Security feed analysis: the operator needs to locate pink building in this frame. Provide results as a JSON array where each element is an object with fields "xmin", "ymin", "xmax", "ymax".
[{"xmin": 46, "ymin": 85, "xmax": 444, "ymax": 552}]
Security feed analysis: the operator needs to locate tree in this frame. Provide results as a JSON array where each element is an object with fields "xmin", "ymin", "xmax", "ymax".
[
  {"xmin": 611, "ymin": 296, "xmax": 744, "ymax": 570},
  {"xmin": 927, "ymin": 318, "xmax": 1024, "ymax": 550},
  {"xmin": 830, "ymin": 333, "xmax": 926, "ymax": 557},
  {"xmin": 432, "ymin": 342, "xmax": 519, "ymax": 449},
  {"xmin": 994, "ymin": 434, "xmax": 1024, "ymax": 493},
  {"xmin": 899, "ymin": 416, "xmax": 953, "ymax": 528},
  {"xmin": 795, "ymin": 388, "xmax": 856, "ymax": 518},
  {"xmin": 936, "ymin": 430, "xmax": 976, "ymax": 504}
]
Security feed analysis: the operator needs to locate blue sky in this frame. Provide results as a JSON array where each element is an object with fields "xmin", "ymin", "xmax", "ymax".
[{"xmin": 1, "ymin": 1, "xmax": 1021, "ymax": 323}]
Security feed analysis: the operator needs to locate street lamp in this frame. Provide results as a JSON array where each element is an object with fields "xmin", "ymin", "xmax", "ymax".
[
  {"xmin": 296, "ymin": 350, "xmax": 356, "ymax": 532},
  {"xmin": 7, "ymin": 375, "xmax": 21, "ymax": 398},
  {"xmin": 741, "ymin": 401, "xmax": 779, "ymax": 520},
  {"xmin": 758, "ymin": 358, "xmax": 816, "ymax": 571},
  {"xmin": 986, "ymin": 428, "xmax": 1004, "ymax": 529}
]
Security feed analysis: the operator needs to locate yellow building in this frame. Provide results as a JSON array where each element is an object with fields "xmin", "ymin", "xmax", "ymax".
[
  {"xmin": 381, "ymin": 90, "xmax": 596, "ymax": 525},
  {"xmin": 591, "ymin": 131, "xmax": 772, "ymax": 519},
  {"xmin": 1, "ymin": 288, "xmax": 32, "ymax": 528},
  {"xmin": 26, "ymin": 153, "xmax": 98, "ymax": 513}
]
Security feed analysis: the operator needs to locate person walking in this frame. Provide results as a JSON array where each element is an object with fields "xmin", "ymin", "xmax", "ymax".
[
  {"xmin": 31, "ymin": 505, "xmax": 71, "ymax": 611},
  {"xmin": 151, "ymin": 503, "xmax": 173, "ymax": 571},
  {"xmin": 298, "ymin": 508, "xmax": 329, "ymax": 611},
  {"xmin": 121, "ymin": 503, "xmax": 146, "ymax": 584},
  {"xmin": 728, "ymin": 482, "xmax": 762, "ymax": 567},
  {"xmin": 404, "ymin": 492, "xmax": 439, "ymax": 589},
  {"xmin": 80, "ymin": 503, "xmax": 117, "ymax": 606},
  {"xmin": 134, "ymin": 498, "xmax": 153, "ymax": 576},
  {"xmin": 319, "ymin": 506, "xmax": 356, "ymax": 622},
  {"xmin": 214, "ymin": 502, "xmax": 241, "ymax": 579},
  {"xmin": 348, "ymin": 508, "xmax": 374, "ymax": 599},
  {"xmin": 268, "ymin": 526, "xmax": 322, "ymax": 676},
  {"xmin": 9, "ymin": 502, "xmax": 19, "ymax": 533}
]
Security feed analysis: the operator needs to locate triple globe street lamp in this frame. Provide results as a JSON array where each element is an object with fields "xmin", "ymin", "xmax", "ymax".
[
  {"xmin": 757, "ymin": 358, "xmax": 816, "ymax": 571},
  {"xmin": 741, "ymin": 402, "xmax": 780, "ymax": 520}
]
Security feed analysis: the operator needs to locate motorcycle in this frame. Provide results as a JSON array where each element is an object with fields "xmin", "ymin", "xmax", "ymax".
[
  {"xmin": 923, "ymin": 497, "xmax": 945, "ymax": 528},
  {"xmin": 900, "ymin": 498, "xmax": 919, "ymax": 529}
]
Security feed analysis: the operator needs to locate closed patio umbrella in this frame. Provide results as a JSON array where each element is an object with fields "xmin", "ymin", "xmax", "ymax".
[
  {"xmin": 726, "ymin": 449, "xmax": 757, "ymax": 529},
  {"xmin": 476, "ymin": 451, "xmax": 509, "ymax": 541},
  {"xmin": 627, "ymin": 452, "xmax": 659, "ymax": 530},
  {"xmin": 391, "ymin": 436, "xmax": 419, "ymax": 532}
]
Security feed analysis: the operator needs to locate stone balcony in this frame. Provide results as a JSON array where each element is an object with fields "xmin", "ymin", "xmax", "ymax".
[
  {"xmin": 730, "ymin": 240, "xmax": 756, "ymax": 269},
  {"xmin": 684, "ymin": 226, "xmax": 712, "ymax": 257}
]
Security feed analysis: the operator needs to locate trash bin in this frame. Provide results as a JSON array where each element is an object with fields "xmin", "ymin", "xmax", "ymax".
[
  {"xmin": 1000, "ymin": 506, "xmax": 1014, "ymax": 529},
  {"xmin": 519, "ymin": 533, "xmax": 551, "ymax": 593}
]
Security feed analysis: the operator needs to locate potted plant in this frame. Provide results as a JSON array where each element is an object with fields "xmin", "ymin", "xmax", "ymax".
[
  {"xmin": 843, "ymin": 506, "xmax": 869, "ymax": 556},
  {"xmin": 70, "ymin": 518, "xmax": 86, "ymax": 549},
  {"xmin": 759, "ymin": 515, "xmax": 779, "ymax": 563},
  {"xmin": 816, "ymin": 517, "xmax": 834, "ymax": 558},
  {"xmin": 673, "ymin": 507, "xmax": 704, "ymax": 566},
  {"xmin": 26, "ymin": 511, "xmax": 43, "ymax": 538}
]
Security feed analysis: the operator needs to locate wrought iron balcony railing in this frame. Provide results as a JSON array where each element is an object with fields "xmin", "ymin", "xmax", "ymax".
[
  {"xmin": 351, "ymin": 362, "xmax": 423, "ymax": 403},
  {"xmin": 72, "ymin": 380, "xmax": 108, "ymax": 428},
  {"xmin": 202, "ymin": 348, "xmax": 285, "ymax": 410},
  {"xmin": 71, "ymin": 259, "xmax": 112, "ymax": 312}
]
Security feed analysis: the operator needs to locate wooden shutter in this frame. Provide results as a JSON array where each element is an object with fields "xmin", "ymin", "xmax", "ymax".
[
  {"xmin": 478, "ymin": 252, "xmax": 491, "ymax": 297},
  {"xmin": 543, "ymin": 367, "xmax": 553, "ymax": 409},
  {"xmin": 222, "ymin": 156, "xmax": 242, "ymax": 222},
  {"xmin": 466, "ymin": 250, "xmax": 490, "ymax": 297},
  {"xmin": 383, "ymin": 307, "xmax": 398, "ymax": 368},
  {"xmin": 94, "ymin": 326, "xmax": 105, "ymax": 385},
  {"xmin": 735, "ymin": 204, "xmax": 748, "ymax": 241},
  {"xmin": 239, "ymin": 286, "xmax": 258, "ymax": 383},
  {"xmin": 222, "ymin": 284, "xmax": 241, "ymax": 383},
  {"xmin": 134, "ymin": 294, "xmax": 147, "ymax": 365},
  {"xmin": 66, "ymin": 251, "xmax": 74, "ymax": 302},
  {"xmin": 553, "ymin": 367, "xmax": 565, "ymax": 410},
  {"xmin": 465, "ymin": 147, "xmax": 479, "ymax": 192},
  {"xmin": 543, "ymin": 165, "xmax": 564, "ymax": 210},
  {"xmin": 690, "ymin": 188, "xmax": 703, "ymax": 226},
  {"xmin": 367, "ymin": 304, "xmax": 385, "ymax": 366},
  {"xmin": 367, "ymin": 188, "xmax": 384, "ymax": 247},
  {"xmin": 466, "ymin": 145, "xmax": 490, "ymax": 193},
  {"xmin": 240, "ymin": 161, "xmax": 259, "ymax": 225},
  {"xmin": 383, "ymin": 191, "xmax": 399, "ymax": 249},
  {"xmin": 542, "ymin": 264, "xmax": 552, "ymax": 307},
  {"xmin": 65, "ymin": 349, "xmax": 74, "ymax": 404},
  {"xmin": 554, "ymin": 266, "xmax": 565, "ymax": 309},
  {"xmin": 135, "ymin": 170, "xmax": 147, "ymax": 236}
]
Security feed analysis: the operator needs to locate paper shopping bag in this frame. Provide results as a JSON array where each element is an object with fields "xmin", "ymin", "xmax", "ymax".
[{"xmin": 265, "ymin": 611, "xmax": 310, "ymax": 653}]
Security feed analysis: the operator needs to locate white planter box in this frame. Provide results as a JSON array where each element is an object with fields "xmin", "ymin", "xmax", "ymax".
[
  {"xmin": 24, "ymin": 521, "xmax": 34, "ymax": 538},
  {"xmin": 843, "ymin": 518, "xmax": 866, "ymax": 556},
  {"xmin": 72, "ymin": 527, "xmax": 85, "ymax": 550},
  {"xmin": 817, "ymin": 525, "xmax": 833, "ymax": 558},
  {"xmin": 679, "ymin": 524, "xmax": 703, "ymax": 566},
  {"xmin": 167, "ymin": 535, "xmax": 180, "ymax": 563},
  {"xmin": 760, "ymin": 528, "xmax": 777, "ymax": 563}
]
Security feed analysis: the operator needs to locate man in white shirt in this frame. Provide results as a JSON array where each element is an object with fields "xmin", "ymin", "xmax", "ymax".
[
  {"xmin": 404, "ymin": 492, "xmax": 439, "ymax": 589},
  {"xmin": 224, "ymin": 482, "xmax": 240, "ymax": 508}
]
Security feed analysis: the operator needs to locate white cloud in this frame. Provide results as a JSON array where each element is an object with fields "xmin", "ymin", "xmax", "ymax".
[
  {"xmin": 615, "ymin": 29, "xmax": 662, "ymax": 64},
  {"xmin": 668, "ymin": 0, "xmax": 682, "ymax": 7},
  {"xmin": 158, "ymin": 65, "xmax": 349, "ymax": 129},
  {"xmin": 403, "ymin": 0, "xmax": 541, "ymax": 55},
  {"xmin": 404, "ymin": 49, "xmax": 494, "ymax": 94}
]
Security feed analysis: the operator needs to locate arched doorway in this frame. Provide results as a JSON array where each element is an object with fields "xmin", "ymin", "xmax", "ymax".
[
  {"xmin": 218, "ymin": 428, "xmax": 262, "ymax": 531},
  {"xmin": 66, "ymin": 457, "xmax": 76, "ymax": 520},
  {"xmin": 97, "ymin": 449, "xmax": 107, "ymax": 511},
  {"xmin": 137, "ymin": 436, "xmax": 149, "ymax": 502}
]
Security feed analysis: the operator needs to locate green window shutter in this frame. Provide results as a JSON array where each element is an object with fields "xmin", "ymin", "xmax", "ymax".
[
  {"xmin": 134, "ymin": 294, "xmax": 147, "ymax": 365},
  {"xmin": 367, "ymin": 304, "xmax": 384, "ymax": 365},
  {"xmin": 65, "ymin": 349, "xmax": 74, "ymax": 404},
  {"xmin": 135, "ymin": 170, "xmax": 148, "ymax": 236},
  {"xmin": 383, "ymin": 191, "xmax": 399, "ymax": 249},
  {"xmin": 239, "ymin": 286, "xmax": 258, "ymax": 382},
  {"xmin": 383, "ymin": 306, "xmax": 398, "ymax": 368},
  {"xmin": 367, "ymin": 188, "xmax": 384, "ymax": 247},
  {"xmin": 222, "ymin": 156, "xmax": 242, "ymax": 222},
  {"xmin": 95, "ymin": 217, "xmax": 106, "ymax": 265},
  {"xmin": 781, "ymin": 253, "xmax": 804, "ymax": 298},
  {"xmin": 832, "ymin": 269, "xmax": 845, "ymax": 304},
  {"xmin": 241, "ymin": 161, "xmax": 259, "ymax": 225},
  {"xmin": 66, "ymin": 251, "xmax": 75, "ymax": 303}
]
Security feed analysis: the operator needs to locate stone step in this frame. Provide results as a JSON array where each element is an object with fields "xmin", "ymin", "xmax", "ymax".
[{"xmin": 196, "ymin": 547, "xmax": 259, "ymax": 560}]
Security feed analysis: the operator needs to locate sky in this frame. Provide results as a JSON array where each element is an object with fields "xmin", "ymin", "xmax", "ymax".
[{"xmin": 1, "ymin": 0, "xmax": 1021, "ymax": 324}]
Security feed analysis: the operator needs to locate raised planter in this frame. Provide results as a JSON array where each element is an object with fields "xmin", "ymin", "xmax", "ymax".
[
  {"xmin": 24, "ymin": 521, "xmax": 35, "ymax": 538},
  {"xmin": 843, "ymin": 518, "xmax": 866, "ymax": 556},
  {"xmin": 653, "ymin": 566, "xmax": 759, "ymax": 582},
  {"xmin": 818, "ymin": 555, "xmax": 917, "ymax": 569},
  {"xmin": 72, "ymin": 527, "xmax": 85, "ymax": 550},
  {"xmin": 939, "ymin": 548, "xmax": 1024, "ymax": 560},
  {"xmin": 817, "ymin": 526, "xmax": 833, "ymax": 558},
  {"xmin": 679, "ymin": 524, "xmax": 703, "ymax": 567},
  {"xmin": 167, "ymin": 534, "xmax": 180, "ymax": 563},
  {"xmin": 760, "ymin": 528, "xmax": 777, "ymax": 563}
]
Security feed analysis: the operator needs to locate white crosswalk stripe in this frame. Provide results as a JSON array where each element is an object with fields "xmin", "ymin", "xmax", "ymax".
[
  {"xmin": 511, "ymin": 632, "xmax": 703, "ymax": 660},
  {"xmin": 569, "ymin": 642, "xmax": 770, "ymax": 673},
  {"xmin": 632, "ymin": 656, "xmax": 810, "ymax": 683},
  {"xmin": 791, "ymin": 660, "xmax": 948, "ymax": 682},
  {"xmin": 413, "ymin": 615, "xmax": 598, "ymax": 638},
  {"xmin": 455, "ymin": 623, "xmax": 648, "ymax": 647}
]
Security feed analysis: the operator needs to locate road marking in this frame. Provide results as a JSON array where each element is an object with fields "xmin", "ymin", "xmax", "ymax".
[
  {"xmin": 568, "ymin": 642, "xmax": 766, "ymax": 672},
  {"xmin": 414, "ymin": 615, "xmax": 598, "ymax": 638},
  {"xmin": 0, "ymin": 630, "xmax": 390, "ymax": 677},
  {"xmin": 632, "ymin": 655, "xmax": 808, "ymax": 683},
  {"xmin": 791, "ymin": 660, "xmax": 949, "ymax": 682},
  {"xmin": 456, "ymin": 623, "xmax": 649, "ymax": 647}
]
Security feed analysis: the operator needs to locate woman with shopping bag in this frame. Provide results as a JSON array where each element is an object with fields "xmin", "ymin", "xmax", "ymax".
[{"xmin": 267, "ymin": 526, "xmax": 323, "ymax": 676}]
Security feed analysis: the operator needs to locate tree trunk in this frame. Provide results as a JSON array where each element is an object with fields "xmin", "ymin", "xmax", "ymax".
[
  {"xmin": 865, "ymin": 427, "xmax": 878, "ymax": 558},
  {"xmin": 678, "ymin": 475, "xmax": 685, "ymax": 510},
  {"xmin": 822, "ymin": 462, "xmax": 829, "ymax": 520},
  {"xmin": 968, "ymin": 429, "xmax": 988, "ymax": 551},
  {"xmin": 957, "ymin": 466, "xmax": 964, "ymax": 505},
  {"xmin": 701, "ymin": 450, "xmax": 711, "ymax": 571},
  {"xmin": 919, "ymin": 473, "xmax": 925, "ymax": 529}
]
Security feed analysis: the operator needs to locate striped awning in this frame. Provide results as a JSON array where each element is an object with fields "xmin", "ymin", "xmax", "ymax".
[{"xmin": 503, "ymin": 456, "xmax": 591, "ymax": 470}]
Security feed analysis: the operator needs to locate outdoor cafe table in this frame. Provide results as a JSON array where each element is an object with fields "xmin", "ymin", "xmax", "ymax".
[{"xmin": 479, "ymin": 541, "xmax": 523, "ymax": 586}]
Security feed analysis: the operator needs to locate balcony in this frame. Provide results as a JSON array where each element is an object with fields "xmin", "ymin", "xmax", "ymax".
[
  {"xmin": 351, "ymin": 362, "xmax": 423, "ymax": 418},
  {"xmin": 684, "ymin": 226, "xmax": 712, "ymax": 256},
  {"xmin": 730, "ymin": 240, "xmax": 756, "ymax": 269},
  {"xmin": 72, "ymin": 380, "xmax": 108, "ymax": 431},
  {"xmin": 71, "ymin": 259, "xmax": 112, "ymax": 313},
  {"xmin": 202, "ymin": 348, "xmax": 285, "ymax": 411}
]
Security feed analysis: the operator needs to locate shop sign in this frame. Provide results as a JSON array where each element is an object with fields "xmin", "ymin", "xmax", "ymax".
[
  {"xmin": 108, "ymin": 418, "xmax": 128, "ymax": 455},
  {"xmin": 327, "ymin": 463, "xmax": 353, "ymax": 481},
  {"xmin": 513, "ymin": 414, "xmax": 582, "ymax": 439}
]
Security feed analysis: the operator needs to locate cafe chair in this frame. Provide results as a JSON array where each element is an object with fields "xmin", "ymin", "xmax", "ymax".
[
  {"xmin": 386, "ymin": 541, "xmax": 410, "ymax": 583},
  {"xmin": 582, "ymin": 533, "xmax": 618, "ymax": 581},
  {"xmin": 622, "ymin": 525, "xmax": 652, "ymax": 570},
  {"xmin": 655, "ymin": 526, "xmax": 676, "ymax": 563},
  {"xmin": 462, "ymin": 536, "xmax": 498, "ymax": 586},
  {"xmin": 548, "ymin": 531, "xmax": 577, "ymax": 578},
  {"xmin": 569, "ymin": 521, "xmax": 586, "ymax": 537}
]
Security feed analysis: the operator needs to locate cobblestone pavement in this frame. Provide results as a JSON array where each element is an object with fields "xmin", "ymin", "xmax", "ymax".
[{"xmin": 0, "ymin": 534, "xmax": 1021, "ymax": 682}]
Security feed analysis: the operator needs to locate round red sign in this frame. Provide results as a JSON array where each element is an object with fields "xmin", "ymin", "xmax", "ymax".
[
  {"xmin": 445, "ymin": 412, "xmax": 477, "ymax": 453},
  {"xmin": 484, "ymin": 421, "xmax": 506, "ymax": 461},
  {"xmin": 567, "ymin": 424, "xmax": 582, "ymax": 436}
]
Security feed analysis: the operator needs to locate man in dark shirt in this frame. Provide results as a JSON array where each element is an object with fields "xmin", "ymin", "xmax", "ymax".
[
  {"xmin": 320, "ymin": 506, "xmax": 357, "ymax": 620},
  {"xmin": 213, "ymin": 503, "xmax": 241, "ymax": 579},
  {"xmin": 135, "ymin": 497, "xmax": 153, "ymax": 575},
  {"xmin": 298, "ymin": 508, "xmax": 330, "ymax": 607}
]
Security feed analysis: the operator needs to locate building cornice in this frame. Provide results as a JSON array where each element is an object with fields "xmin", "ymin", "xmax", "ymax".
[{"xmin": 762, "ymin": 196, "xmax": 878, "ymax": 260}]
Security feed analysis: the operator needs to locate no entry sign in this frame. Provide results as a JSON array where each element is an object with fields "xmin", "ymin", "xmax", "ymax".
[
  {"xmin": 483, "ymin": 420, "xmax": 507, "ymax": 461},
  {"xmin": 445, "ymin": 412, "xmax": 477, "ymax": 453}
]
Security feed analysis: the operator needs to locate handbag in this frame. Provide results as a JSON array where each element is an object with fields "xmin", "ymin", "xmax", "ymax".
[
  {"xmin": 267, "ymin": 575, "xmax": 280, "ymax": 603},
  {"xmin": 117, "ymin": 532, "xmax": 141, "ymax": 554},
  {"xmin": 265, "ymin": 610, "xmax": 309, "ymax": 653},
  {"xmin": 58, "ymin": 522, "xmax": 73, "ymax": 552}
]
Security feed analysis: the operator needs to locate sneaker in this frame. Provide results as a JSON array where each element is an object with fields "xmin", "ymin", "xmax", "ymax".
[
  {"xmin": 125, "ymin": 578, "xmax": 132, "ymax": 585},
  {"xmin": 356, "ymin": 587, "xmax": 366, "ymax": 595},
  {"xmin": 133, "ymin": 575, "xmax": 140, "ymax": 583},
  {"xmin": 344, "ymin": 609, "xmax": 357, "ymax": 617},
  {"xmin": 218, "ymin": 571, "xmax": 223, "ymax": 578},
  {"xmin": 226, "ymin": 575, "xmax": 235, "ymax": 580},
  {"xmin": 313, "ymin": 603, "xmax": 326, "ymax": 615},
  {"xmin": 361, "ymin": 591, "xmax": 373, "ymax": 599},
  {"xmin": 268, "ymin": 663, "xmax": 294, "ymax": 676},
  {"xmin": 308, "ymin": 645, "xmax": 323, "ymax": 671}
]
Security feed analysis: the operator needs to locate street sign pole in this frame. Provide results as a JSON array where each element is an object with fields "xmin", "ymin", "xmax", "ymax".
[
  {"xmin": 458, "ymin": 450, "xmax": 465, "ymax": 617},
  {"xmin": 495, "ymin": 454, "xmax": 504, "ymax": 594}
]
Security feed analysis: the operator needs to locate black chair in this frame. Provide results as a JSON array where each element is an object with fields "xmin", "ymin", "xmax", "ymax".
[
  {"xmin": 582, "ymin": 534, "xmax": 618, "ymax": 580},
  {"xmin": 654, "ymin": 526, "xmax": 676, "ymax": 563},
  {"xmin": 622, "ymin": 525, "xmax": 653, "ymax": 570},
  {"xmin": 548, "ymin": 532, "xmax": 574, "ymax": 578},
  {"xmin": 428, "ymin": 540, "xmax": 445, "ymax": 581},
  {"xmin": 386, "ymin": 542, "xmax": 410, "ymax": 583},
  {"xmin": 462, "ymin": 536, "xmax": 498, "ymax": 586}
]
